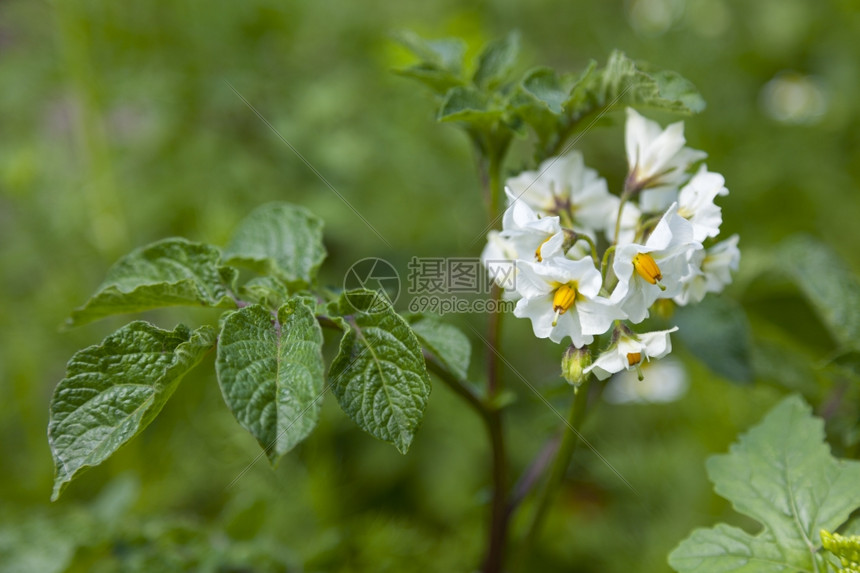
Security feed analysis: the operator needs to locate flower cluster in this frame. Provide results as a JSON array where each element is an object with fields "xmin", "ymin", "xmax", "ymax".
[{"xmin": 481, "ymin": 108, "xmax": 740, "ymax": 384}]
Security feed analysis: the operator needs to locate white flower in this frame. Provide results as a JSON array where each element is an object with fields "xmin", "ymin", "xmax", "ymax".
[
  {"xmin": 603, "ymin": 358, "xmax": 688, "ymax": 403},
  {"xmin": 481, "ymin": 231, "xmax": 519, "ymax": 291},
  {"xmin": 584, "ymin": 327, "xmax": 679, "ymax": 381},
  {"xmin": 505, "ymin": 152, "xmax": 617, "ymax": 234},
  {"xmin": 677, "ymin": 165, "xmax": 728, "ymax": 242},
  {"xmin": 611, "ymin": 203, "xmax": 700, "ymax": 323},
  {"xmin": 500, "ymin": 199, "xmax": 566, "ymax": 261},
  {"xmin": 481, "ymin": 201, "xmax": 565, "ymax": 292},
  {"xmin": 513, "ymin": 257, "xmax": 623, "ymax": 345},
  {"xmin": 674, "ymin": 234, "xmax": 740, "ymax": 305},
  {"xmin": 625, "ymin": 108, "xmax": 707, "ymax": 213}
]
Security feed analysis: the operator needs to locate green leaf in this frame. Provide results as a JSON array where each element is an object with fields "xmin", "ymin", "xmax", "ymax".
[
  {"xmin": 669, "ymin": 524, "xmax": 789, "ymax": 573},
  {"xmin": 437, "ymin": 86, "xmax": 502, "ymax": 126},
  {"xmin": 669, "ymin": 395, "xmax": 860, "ymax": 572},
  {"xmin": 67, "ymin": 238, "xmax": 237, "ymax": 327},
  {"xmin": 215, "ymin": 299, "xmax": 325, "ymax": 463},
  {"xmin": 392, "ymin": 31, "xmax": 467, "ymax": 95},
  {"xmin": 224, "ymin": 202, "xmax": 326, "ymax": 287},
  {"xmin": 393, "ymin": 30, "xmax": 466, "ymax": 74},
  {"xmin": 329, "ymin": 290, "xmax": 431, "ymax": 454},
  {"xmin": 237, "ymin": 276, "xmax": 291, "ymax": 310},
  {"xmin": 673, "ymin": 296, "xmax": 753, "ymax": 383},
  {"xmin": 520, "ymin": 67, "xmax": 567, "ymax": 115},
  {"xmin": 394, "ymin": 63, "xmax": 464, "ymax": 95},
  {"xmin": 48, "ymin": 322, "xmax": 216, "ymax": 500},
  {"xmin": 777, "ymin": 235, "xmax": 860, "ymax": 352},
  {"xmin": 473, "ymin": 31, "xmax": 520, "ymax": 90},
  {"xmin": 563, "ymin": 59, "xmax": 599, "ymax": 112},
  {"xmin": 649, "ymin": 69, "xmax": 708, "ymax": 115},
  {"xmin": 599, "ymin": 50, "xmax": 705, "ymax": 114},
  {"xmin": 408, "ymin": 315, "xmax": 470, "ymax": 381},
  {"xmin": 509, "ymin": 67, "xmax": 575, "ymax": 146}
]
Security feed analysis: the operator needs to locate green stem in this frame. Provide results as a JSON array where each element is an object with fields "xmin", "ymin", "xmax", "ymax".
[
  {"xmin": 601, "ymin": 245, "xmax": 616, "ymax": 291},
  {"xmin": 488, "ymin": 151, "xmax": 504, "ymax": 226},
  {"xmin": 482, "ymin": 283, "xmax": 509, "ymax": 573},
  {"xmin": 540, "ymin": 102, "xmax": 613, "ymax": 162},
  {"xmin": 423, "ymin": 349, "xmax": 488, "ymax": 422},
  {"xmin": 613, "ymin": 192, "xmax": 630, "ymax": 248},
  {"xmin": 577, "ymin": 231, "xmax": 600, "ymax": 267},
  {"xmin": 516, "ymin": 380, "xmax": 590, "ymax": 570}
]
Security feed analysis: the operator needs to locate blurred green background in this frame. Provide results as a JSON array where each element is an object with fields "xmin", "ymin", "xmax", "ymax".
[{"xmin": 1, "ymin": 0, "xmax": 859, "ymax": 571}]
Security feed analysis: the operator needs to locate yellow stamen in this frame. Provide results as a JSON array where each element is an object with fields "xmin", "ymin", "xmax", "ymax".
[
  {"xmin": 633, "ymin": 253, "xmax": 666, "ymax": 290},
  {"xmin": 626, "ymin": 352, "xmax": 642, "ymax": 366},
  {"xmin": 551, "ymin": 284, "xmax": 577, "ymax": 327},
  {"xmin": 534, "ymin": 237, "xmax": 552, "ymax": 262}
]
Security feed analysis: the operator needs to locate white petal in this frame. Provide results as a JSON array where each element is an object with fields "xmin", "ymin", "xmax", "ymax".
[
  {"xmin": 577, "ymin": 297, "xmax": 625, "ymax": 335},
  {"xmin": 505, "ymin": 175, "xmax": 555, "ymax": 214},
  {"xmin": 513, "ymin": 294, "xmax": 556, "ymax": 339},
  {"xmin": 640, "ymin": 327, "xmax": 679, "ymax": 360},
  {"xmin": 618, "ymin": 279, "xmax": 655, "ymax": 324},
  {"xmin": 678, "ymin": 166, "xmax": 728, "ymax": 242},
  {"xmin": 548, "ymin": 307, "xmax": 591, "ymax": 346},
  {"xmin": 639, "ymin": 186, "xmax": 680, "ymax": 214},
  {"xmin": 643, "ymin": 120, "xmax": 687, "ymax": 177},
  {"xmin": 702, "ymin": 234, "xmax": 740, "ymax": 293},
  {"xmin": 513, "ymin": 261, "xmax": 555, "ymax": 299},
  {"xmin": 625, "ymin": 107, "xmax": 707, "ymax": 191},
  {"xmin": 586, "ymin": 346, "xmax": 628, "ymax": 380}
]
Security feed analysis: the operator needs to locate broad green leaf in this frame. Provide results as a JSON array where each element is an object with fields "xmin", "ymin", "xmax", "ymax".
[
  {"xmin": 563, "ymin": 59, "xmax": 598, "ymax": 112},
  {"xmin": 237, "ymin": 276, "xmax": 291, "ymax": 310},
  {"xmin": 437, "ymin": 86, "xmax": 503, "ymax": 126},
  {"xmin": 599, "ymin": 50, "xmax": 705, "ymax": 114},
  {"xmin": 224, "ymin": 202, "xmax": 326, "ymax": 287},
  {"xmin": 408, "ymin": 315, "xmax": 471, "ymax": 381},
  {"xmin": 510, "ymin": 67, "xmax": 576, "ymax": 147},
  {"xmin": 329, "ymin": 290, "xmax": 431, "ymax": 454},
  {"xmin": 669, "ymin": 524, "xmax": 789, "ymax": 573},
  {"xmin": 393, "ymin": 30, "xmax": 466, "ymax": 73},
  {"xmin": 778, "ymin": 235, "xmax": 860, "ymax": 352},
  {"xmin": 473, "ymin": 31, "xmax": 520, "ymax": 89},
  {"xmin": 669, "ymin": 395, "xmax": 860, "ymax": 572},
  {"xmin": 557, "ymin": 50, "xmax": 705, "ymax": 124},
  {"xmin": 520, "ymin": 67, "xmax": 567, "ymax": 115},
  {"xmin": 48, "ymin": 322, "xmax": 216, "ymax": 500},
  {"xmin": 673, "ymin": 296, "xmax": 753, "ymax": 383},
  {"xmin": 216, "ymin": 299, "xmax": 324, "ymax": 463},
  {"xmin": 67, "ymin": 238, "xmax": 237, "ymax": 327},
  {"xmin": 392, "ymin": 31, "xmax": 467, "ymax": 95},
  {"xmin": 649, "ymin": 68, "xmax": 708, "ymax": 115},
  {"xmin": 394, "ymin": 63, "xmax": 464, "ymax": 95}
]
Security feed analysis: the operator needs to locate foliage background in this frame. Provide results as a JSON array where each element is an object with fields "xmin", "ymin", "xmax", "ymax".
[{"xmin": 1, "ymin": 0, "xmax": 859, "ymax": 571}]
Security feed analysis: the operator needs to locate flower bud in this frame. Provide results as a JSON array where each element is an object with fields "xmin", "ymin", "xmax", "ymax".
[{"xmin": 561, "ymin": 345, "xmax": 592, "ymax": 389}]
